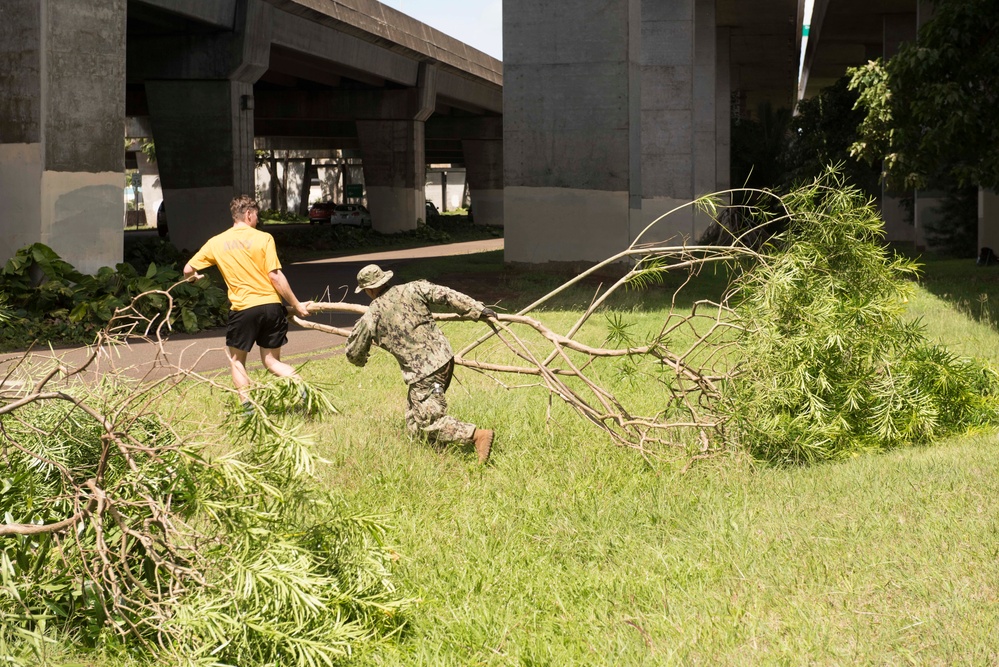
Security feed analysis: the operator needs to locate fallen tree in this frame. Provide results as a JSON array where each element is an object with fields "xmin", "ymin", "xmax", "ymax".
[{"xmin": 298, "ymin": 169, "xmax": 999, "ymax": 464}]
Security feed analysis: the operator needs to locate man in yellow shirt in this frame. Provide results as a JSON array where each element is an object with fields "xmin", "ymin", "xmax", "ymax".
[{"xmin": 183, "ymin": 195, "xmax": 311, "ymax": 403}]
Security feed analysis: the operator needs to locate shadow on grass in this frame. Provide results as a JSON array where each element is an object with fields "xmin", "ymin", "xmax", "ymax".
[{"xmin": 909, "ymin": 255, "xmax": 999, "ymax": 331}]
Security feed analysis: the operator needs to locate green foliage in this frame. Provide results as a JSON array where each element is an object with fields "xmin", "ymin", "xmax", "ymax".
[
  {"xmin": 123, "ymin": 236, "xmax": 185, "ymax": 272},
  {"xmin": 785, "ymin": 76, "xmax": 880, "ymax": 198},
  {"xmin": 730, "ymin": 102, "xmax": 793, "ymax": 192},
  {"xmin": 259, "ymin": 208, "xmax": 307, "ymax": 223},
  {"xmin": 138, "ymin": 139, "xmax": 155, "ymax": 164},
  {"xmin": 728, "ymin": 170, "xmax": 999, "ymax": 464},
  {"xmin": 0, "ymin": 373, "xmax": 410, "ymax": 666},
  {"xmin": 848, "ymin": 0, "xmax": 999, "ymax": 191},
  {"xmin": 0, "ymin": 243, "xmax": 228, "ymax": 350},
  {"xmin": 285, "ymin": 342, "xmax": 999, "ymax": 665},
  {"xmin": 924, "ymin": 184, "xmax": 979, "ymax": 258}
]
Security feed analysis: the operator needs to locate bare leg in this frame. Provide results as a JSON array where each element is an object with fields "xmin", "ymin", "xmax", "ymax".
[
  {"xmin": 259, "ymin": 347, "xmax": 298, "ymax": 379},
  {"xmin": 227, "ymin": 347, "xmax": 252, "ymax": 402}
]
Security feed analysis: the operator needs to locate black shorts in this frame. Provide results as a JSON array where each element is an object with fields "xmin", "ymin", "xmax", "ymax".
[{"xmin": 226, "ymin": 303, "xmax": 288, "ymax": 352}]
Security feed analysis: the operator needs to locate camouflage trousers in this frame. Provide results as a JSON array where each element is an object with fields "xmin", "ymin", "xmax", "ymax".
[{"xmin": 405, "ymin": 359, "xmax": 476, "ymax": 445}]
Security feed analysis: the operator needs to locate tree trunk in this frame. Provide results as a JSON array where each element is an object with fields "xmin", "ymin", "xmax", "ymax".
[
  {"xmin": 298, "ymin": 158, "xmax": 314, "ymax": 216},
  {"xmin": 277, "ymin": 152, "xmax": 289, "ymax": 214},
  {"xmin": 268, "ymin": 151, "xmax": 278, "ymax": 210}
]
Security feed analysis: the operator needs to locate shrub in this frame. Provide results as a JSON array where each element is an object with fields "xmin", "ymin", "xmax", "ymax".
[
  {"xmin": 728, "ymin": 170, "xmax": 999, "ymax": 463},
  {"xmin": 0, "ymin": 243, "xmax": 228, "ymax": 350}
]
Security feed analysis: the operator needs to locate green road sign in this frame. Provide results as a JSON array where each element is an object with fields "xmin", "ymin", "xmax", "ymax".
[{"xmin": 344, "ymin": 184, "xmax": 363, "ymax": 198}]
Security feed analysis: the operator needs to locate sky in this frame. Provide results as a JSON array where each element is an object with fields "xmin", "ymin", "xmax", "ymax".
[{"xmin": 378, "ymin": 0, "xmax": 503, "ymax": 60}]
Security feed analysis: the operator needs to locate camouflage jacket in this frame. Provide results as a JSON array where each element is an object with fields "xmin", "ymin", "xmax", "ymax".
[{"xmin": 345, "ymin": 280, "xmax": 486, "ymax": 384}]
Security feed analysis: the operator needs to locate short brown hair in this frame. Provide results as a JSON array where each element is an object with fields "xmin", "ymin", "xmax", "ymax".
[{"xmin": 230, "ymin": 194, "xmax": 259, "ymax": 221}]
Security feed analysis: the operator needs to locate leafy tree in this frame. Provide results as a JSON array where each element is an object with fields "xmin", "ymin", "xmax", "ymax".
[
  {"xmin": 785, "ymin": 76, "xmax": 880, "ymax": 198},
  {"xmin": 924, "ymin": 184, "xmax": 979, "ymax": 257},
  {"xmin": 730, "ymin": 102, "xmax": 793, "ymax": 192},
  {"xmin": 848, "ymin": 0, "xmax": 999, "ymax": 192}
]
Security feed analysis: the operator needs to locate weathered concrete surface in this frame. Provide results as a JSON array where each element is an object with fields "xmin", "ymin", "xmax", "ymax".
[
  {"xmin": 356, "ymin": 120, "xmax": 425, "ymax": 233},
  {"xmin": 638, "ymin": 0, "xmax": 701, "ymax": 246},
  {"xmin": 503, "ymin": 0, "xmax": 640, "ymax": 263},
  {"xmin": 504, "ymin": 187, "xmax": 632, "ymax": 264},
  {"xmin": 0, "ymin": 144, "xmax": 43, "ymax": 256},
  {"xmin": 462, "ymin": 139, "xmax": 504, "ymax": 228},
  {"xmin": 266, "ymin": 0, "xmax": 502, "ymax": 88},
  {"xmin": 145, "ymin": 79, "xmax": 257, "ymax": 253},
  {"xmin": 504, "ymin": 0, "xmax": 723, "ymax": 262},
  {"xmin": 502, "ymin": 0, "xmax": 799, "ymax": 263},
  {"xmin": 0, "ymin": 0, "xmax": 125, "ymax": 274},
  {"xmin": 979, "ymin": 191, "xmax": 999, "ymax": 257}
]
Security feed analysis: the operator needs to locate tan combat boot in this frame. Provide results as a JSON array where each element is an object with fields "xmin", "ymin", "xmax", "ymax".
[{"xmin": 472, "ymin": 428, "xmax": 494, "ymax": 464}]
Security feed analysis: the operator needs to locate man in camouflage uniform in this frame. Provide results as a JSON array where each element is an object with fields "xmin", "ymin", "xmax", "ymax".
[{"xmin": 345, "ymin": 264, "xmax": 497, "ymax": 463}]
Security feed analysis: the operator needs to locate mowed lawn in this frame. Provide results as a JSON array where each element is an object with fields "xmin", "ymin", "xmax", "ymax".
[{"xmin": 179, "ymin": 253, "xmax": 999, "ymax": 665}]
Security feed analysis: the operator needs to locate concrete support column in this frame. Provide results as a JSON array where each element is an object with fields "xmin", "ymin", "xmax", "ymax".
[
  {"xmin": 461, "ymin": 139, "xmax": 503, "ymax": 227},
  {"xmin": 635, "ymin": 0, "xmax": 696, "ymax": 246},
  {"xmin": 355, "ymin": 62, "xmax": 436, "ymax": 234},
  {"xmin": 0, "ymin": 0, "xmax": 126, "ymax": 274},
  {"xmin": 909, "ymin": 0, "xmax": 938, "ymax": 250},
  {"xmin": 136, "ymin": 147, "xmax": 162, "ymax": 228},
  {"xmin": 504, "ymin": 0, "xmax": 640, "ymax": 263},
  {"xmin": 715, "ymin": 26, "xmax": 731, "ymax": 194},
  {"xmin": 979, "ymin": 190, "xmax": 999, "ymax": 256},
  {"xmin": 692, "ymin": 0, "xmax": 717, "ymax": 237},
  {"xmin": 136, "ymin": 0, "xmax": 271, "ymax": 253},
  {"xmin": 356, "ymin": 120, "xmax": 426, "ymax": 233},
  {"xmin": 145, "ymin": 80, "xmax": 256, "ymax": 252}
]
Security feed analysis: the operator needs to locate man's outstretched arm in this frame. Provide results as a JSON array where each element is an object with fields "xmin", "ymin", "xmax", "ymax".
[
  {"xmin": 345, "ymin": 315, "xmax": 374, "ymax": 367},
  {"xmin": 269, "ymin": 269, "xmax": 310, "ymax": 318},
  {"xmin": 418, "ymin": 281, "xmax": 493, "ymax": 319}
]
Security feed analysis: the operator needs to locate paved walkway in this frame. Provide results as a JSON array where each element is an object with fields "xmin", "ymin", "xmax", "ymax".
[{"xmin": 1, "ymin": 238, "xmax": 503, "ymax": 382}]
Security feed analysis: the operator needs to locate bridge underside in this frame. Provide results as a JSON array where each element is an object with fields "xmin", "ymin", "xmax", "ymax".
[
  {"xmin": 3, "ymin": 0, "xmax": 827, "ymax": 271},
  {"xmin": 0, "ymin": 0, "xmax": 503, "ymax": 268}
]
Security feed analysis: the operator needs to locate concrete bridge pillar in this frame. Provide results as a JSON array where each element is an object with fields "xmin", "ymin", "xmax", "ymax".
[
  {"xmin": 356, "ymin": 120, "xmax": 426, "ymax": 233},
  {"xmin": 632, "ymin": 0, "xmax": 716, "ymax": 246},
  {"xmin": 0, "ymin": 0, "xmax": 126, "ymax": 274},
  {"xmin": 979, "ymin": 190, "xmax": 999, "ymax": 258},
  {"xmin": 145, "ymin": 79, "xmax": 257, "ymax": 252},
  {"xmin": 503, "ymin": 0, "xmax": 641, "ymax": 263},
  {"xmin": 462, "ymin": 139, "xmax": 504, "ymax": 227},
  {"xmin": 504, "ymin": 0, "xmax": 723, "ymax": 263},
  {"xmin": 134, "ymin": 0, "xmax": 271, "ymax": 253},
  {"xmin": 879, "ymin": 12, "xmax": 918, "ymax": 245},
  {"xmin": 356, "ymin": 63, "xmax": 438, "ymax": 233}
]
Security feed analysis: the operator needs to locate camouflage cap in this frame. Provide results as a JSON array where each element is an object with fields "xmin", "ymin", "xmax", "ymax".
[{"xmin": 355, "ymin": 264, "xmax": 394, "ymax": 293}]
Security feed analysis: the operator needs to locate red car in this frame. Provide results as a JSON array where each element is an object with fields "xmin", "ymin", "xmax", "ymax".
[{"xmin": 308, "ymin": 201, "xmax": 336, "ymax": 224}]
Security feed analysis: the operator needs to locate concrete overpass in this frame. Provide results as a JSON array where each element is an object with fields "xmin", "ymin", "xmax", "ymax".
[
  {"xmin": 798, "ymin": 0, "xmax": 920, "ymax": 100},
  {"xmin": 1, "ymin": 0, "xmax": 502, "ymax": 272},
  {"xmin": 3, "ymin": 0, "xmax": 816, "ymax": 271}
]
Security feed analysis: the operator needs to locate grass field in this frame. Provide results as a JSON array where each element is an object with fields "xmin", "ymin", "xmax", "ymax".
[
  {"xmin": 47, "ymin": 252, "xmax": 999, "ymax": 665},
  {"xmin": 188, "ymin": 252, "xmax": 999, "ymax": 665}
]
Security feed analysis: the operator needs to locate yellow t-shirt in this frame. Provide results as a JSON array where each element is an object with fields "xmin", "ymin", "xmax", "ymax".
[{"xmin": 188, "ymin": 226, "xmax": 282, "ymax": 311}]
